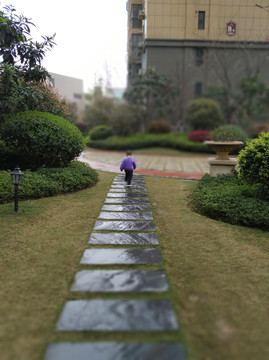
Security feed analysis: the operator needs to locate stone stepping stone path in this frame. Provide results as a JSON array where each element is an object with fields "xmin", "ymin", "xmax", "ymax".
[{"xmin": 45, "ymin": 174, "xmax": 186, "ymax": 360}]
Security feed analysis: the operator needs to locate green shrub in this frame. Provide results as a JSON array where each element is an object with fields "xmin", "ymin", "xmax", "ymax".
[
  {"xmin": 185, "ymin": 98, "xmax": 224, "ymax": 130},
  {"xmin": 238, "ymin": 132, "xmax": 269, "ymax": 188},
  {"xmin": 86, "ymin": 132, "xmax": 212, "ymax": 153},
  {"xmin": 147, "ymin": 120, "xmax": 171, "ymax": 134},
  {"xmin": 191, "ymin": 174, "xmax": 269, "ymax": 230},
  {"xmin": 0, "ymin": 161, "xmax": 98, "ymax": 204},
  {"xmin": 1, "ymin": 111, "xmax": 85, "ymax": 170},
  {"xmin": 110, "ymin": 104, "xmax": 139, "ymax": 136},
  {"xmin": 210, "ymin": 125, "xmax": 247, "ymax": 142},
  {"xmin": 89, "ymin": 125, "xmax": 113, "ymax": 140}
]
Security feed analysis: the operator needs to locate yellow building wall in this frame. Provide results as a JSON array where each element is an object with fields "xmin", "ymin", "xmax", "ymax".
[{"xmin": 145, "ymin": 0, "xmax": 269, "ymax": 41}]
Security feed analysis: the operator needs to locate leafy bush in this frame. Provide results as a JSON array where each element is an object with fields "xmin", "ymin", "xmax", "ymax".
[
  {"xmin": 191, "ymin": 174, "xmax": 269, "ymax": 230},
  {"xmin": 110, "ymin": 104, "xmax": 140, "ymax": 136},
  {"xmin": 210, "ymin": 125, "xmax": 247, "ymax": 142},
  {"xmin": 1, "ymin": 111, "xmax": 85, "ymax": 170},
  {"xmin": 238, "ymin": 132, "xmax": 269, "ymax": 188},
  {"xmin": 87, "ymin": 132, "xmax": 212, "ymax": 153},
  {"xmin": 188, "ymin": 130, "xmax": 210, "ymax": 142},
  {"xmin": 0, "ymin": 161, "xmax": 98, "ymax": 204},
  {"xmin": 147, "ymin": 120, "xmax": 171, "ymax": 134},
  {"xmin": 89, "ymin": 125, "xmax": 113, "ymax": 141},
  {"xmin": 0, "ymin": 65, "xmax": 71, "ymax": 124},
  {"xmin": 185, "ymin": 98, "xmax": 224, "ymax": 130}
]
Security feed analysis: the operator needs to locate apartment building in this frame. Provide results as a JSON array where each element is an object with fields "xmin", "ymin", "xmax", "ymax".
[
  {"xmin": 48, "ymin": 72, "xmax": 85, "ymax": 122},
  {"xmin": 127, "ymin": 0, "xmax": 269, "ymax": 106}
]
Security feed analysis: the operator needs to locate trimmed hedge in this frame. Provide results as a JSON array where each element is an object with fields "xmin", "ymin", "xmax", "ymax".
[
  {"xmin": 238, "ymin": 132, "xmax": 269, "ymax": 188},
  {"xmin": 1, "ymin": 111, "xmax": 85, "ymax": 170},
  {"xmin": 87, "ymin": 132, "xmax": 212, "ymax": 153},
  {"xmin": 191, "ymin": 174, "xmax": 269, "ymax": 231},
  {"xmin": 0, "ymin": 161, "xmax": 98, "ymax": 204}
]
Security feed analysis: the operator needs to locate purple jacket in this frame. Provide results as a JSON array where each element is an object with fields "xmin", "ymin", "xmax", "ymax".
[{"xmin": 120, "ymin": 156, "xmax": 136, "ymax": 171}]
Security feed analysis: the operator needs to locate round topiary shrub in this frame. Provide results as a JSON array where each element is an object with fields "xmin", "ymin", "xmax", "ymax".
[
  {"xmin": 238, "ymin": 132, "xmax": 269, "ymax": 187},
  {"xmin": 147, "ymin": 120, "xmax": 172, "ymax": 134},
  {"xmin": 1, "ymin": 111, "xmax": 85, "ymax": 169},
  {"xmin": 210, "ymin": 125, "xmax": 247, "ymax": 142},
  {"xmin": 188, "ymin": 130, "xmax": 210, "ymax": 142},
  {"xmin": 89, "ymin": 125, "xmax": 113, "ymax": 140},
  {"xmin": 185, "ymin": 98, "xmax": 224, "ymax": 130}
]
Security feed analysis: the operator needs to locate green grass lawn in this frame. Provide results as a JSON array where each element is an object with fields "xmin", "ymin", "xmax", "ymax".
[{"xmin": 0, "ymin": 172, "xmax": 268, "ymax": 360}]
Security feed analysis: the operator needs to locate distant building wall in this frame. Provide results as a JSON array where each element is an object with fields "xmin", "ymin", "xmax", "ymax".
[{"xmin": 49, "ymin": 72, "xmax": 85, "ymax": 121}]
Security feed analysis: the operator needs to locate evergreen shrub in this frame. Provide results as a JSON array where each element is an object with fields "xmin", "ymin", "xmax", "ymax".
[
  {"xmin": 185, "ymin": 98, "xmax": 223, "ymax": 130},
  {"xmin": 238, "ymin": 132, "xmax": 269, "ymax": 189},
  {"xmin": 210, "ymin": 125, "xmax": 247, "ymax": 142},
  {"xmin": 1, "ymin": 111, "xmax": 85, "ymax": 170},
  {"xmin": 191, "ymin": 174, "xmax": 269, "ymax": 230},
  {"xmin": 89, "ymin": 125, "xmax": 113, "ymax": 140},
  {"xmin": 0, "ymin": 161, "xmax": 98, "ymax": 203}
]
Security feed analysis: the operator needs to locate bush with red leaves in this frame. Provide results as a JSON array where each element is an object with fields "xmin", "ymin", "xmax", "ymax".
[{"xmin": 188, "ymin": 130, "xmax": 210, "ymax": 142}]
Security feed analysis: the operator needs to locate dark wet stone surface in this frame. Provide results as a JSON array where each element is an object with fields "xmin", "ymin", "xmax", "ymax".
[
  {"xmin": 105, "ymin": 198, "xmax": 150, "ymax": 204},
  {"xmin": 56, "ymin": 299, "xmax": 178, "ymax": 331},
  {"xmin": 111, "ymin": 184, "xmax": 146, "ymax": 189},
  {"xmin": 101, "ymin": 205, "xmax": 151, "ymax": 212},
  {"xmin": 107, "ymin": 188, "xmax": 147, "ymax": 193},
  {"xmin": 98, "ymin": 212, "xmax": 153, "ymax": 221},
  {"xmin": 45, "ymin": 342, "xmax": 186, "ymax": 360},
  {"xmin": 71, "ymin": 270, "xmax": 168, "ymax": 292},
  {"xmin": 93, "ymin": 220, "xmax": 155, "ymax": 231},
  {"xmin": 107, "ymin": 193, "xmax": 148, "ymax": 198},
  {"xmin": 80, "ymin": 248, "xmax": 162, "ymax": 265},
  {"xmin": 89, "ymin": 232, "xmax": 159, "ymax": 245}
]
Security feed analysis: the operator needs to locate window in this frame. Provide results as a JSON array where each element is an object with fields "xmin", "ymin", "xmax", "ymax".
[
  {"xmin": 131, "ymin": 4, "xmax": 142, "ymax": 28},
  {"xmin": 195, "ymin": 82, "xmax": 203, "ymax": 97},
  {"xmin": 196, "ymin": 48, "xmax": 203, "ymax": 65},
  {"xmin": 198, "ymin": 11, "xmax": 205, "ymax": 30},
  {"xmin": 73, "ymin": 93, "xmax": 82, "ymax": 100},
  {"xmin": 131, "ymin": 34, "xmax": 142, "ymax": 56}
]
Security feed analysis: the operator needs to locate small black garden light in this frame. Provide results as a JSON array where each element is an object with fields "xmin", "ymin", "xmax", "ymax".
[{"xmin": 10, "ymin": 166, "xmax": 24, "ymax": 212}]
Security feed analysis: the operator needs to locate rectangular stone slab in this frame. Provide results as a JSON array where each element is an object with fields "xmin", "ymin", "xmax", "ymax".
[
  {"xmin": 111, "ymin": 184, "xmax": 146, "ymax": 189},
  {"xmin": 101, "ymin": 205, "xmax": 152, "ymax": 212},
  {"xmin": 98, "ymin": 212, "xmax": 153, "ymax": 221},
  {"xmin": 107, "ymin": 188, "xmax": 147, "ymax": 193},
  {"xmin": 71, "ymin": 270, "xmax": 168, "ymax": 292},
  {"xmin": 45, "ymin": 342, "xmax": 186, "ymax": 360},
  {"xmin": 89, "ymin": 233, "xmax": 159, "ymax": 245},
  {"xmin": 80, "ymin": 248, "xmax": 162, "ymax": 265},
  {"xmin": 105, "ymin": 198, "xmax": 150, "ymax": 204},
  {"xmin": 93, "ymin": 220, "xmax": 155, "ymax": 231},
  {"xmin": 107, "ymin": 193, "xmax": 148, "ymax": 198},
  {"xmin": 56, "ymin": 299, "xmax": 178, "ymax": 331}
]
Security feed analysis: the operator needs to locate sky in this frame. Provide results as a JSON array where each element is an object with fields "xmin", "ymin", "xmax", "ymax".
[{"xmin": 1, "ymin": 0, "xmax": 128, "ymax": 92}]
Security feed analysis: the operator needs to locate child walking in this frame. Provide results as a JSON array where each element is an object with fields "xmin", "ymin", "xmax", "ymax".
[{"xmin": 120, "ymin": 150, "xmax": 136, "ymax": 186}]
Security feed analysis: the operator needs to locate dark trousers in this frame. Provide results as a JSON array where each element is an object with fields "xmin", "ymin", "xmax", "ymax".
[{"xmin": 125, "ymin": 170, "xmax": 133, "ymax": 185}]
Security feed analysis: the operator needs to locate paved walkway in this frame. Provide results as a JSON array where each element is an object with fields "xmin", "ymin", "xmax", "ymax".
[
  {"xmin": 79, "ymin": 150, "xmax": 210, "ymax": 180},
  {"xmin": 45, "ymin": 174, "xmax": 186, "ymax": 360}
]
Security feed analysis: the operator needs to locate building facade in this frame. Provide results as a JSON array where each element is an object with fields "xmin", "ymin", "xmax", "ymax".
[
  {"xmin": 127, "ymin": 0, "xmax": 269, "ymax": 111},
  {"xmin": 48, "ymin": 72, "xmax": 85, "ymax": 122}
]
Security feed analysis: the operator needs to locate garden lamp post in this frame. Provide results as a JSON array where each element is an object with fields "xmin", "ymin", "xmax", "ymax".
[{"xmin": 10, "ymin": 166, "xmax": 24, "ymax": 212}]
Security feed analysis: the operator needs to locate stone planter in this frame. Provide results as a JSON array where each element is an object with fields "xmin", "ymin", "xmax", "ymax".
[{"xmin": 204, "ymin": 141, "xmax": 243, "ymax": 177}]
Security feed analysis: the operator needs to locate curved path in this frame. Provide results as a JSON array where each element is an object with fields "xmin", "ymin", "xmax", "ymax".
[{"xmin": 79, "ymin": 150, "xmax": 210, "ymax": 180}]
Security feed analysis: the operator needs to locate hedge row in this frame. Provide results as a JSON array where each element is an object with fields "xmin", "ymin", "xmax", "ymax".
[
  {"xmin": 0, "ymin": 161, "xmax": 98, "ymax": 204},
  {"xmin": 87, "ymin": 132, "xmax": 212, "ymax": 153},
  {"xmin": 191, "ymin": 174, "xmax": 269, "ymax": 231}
]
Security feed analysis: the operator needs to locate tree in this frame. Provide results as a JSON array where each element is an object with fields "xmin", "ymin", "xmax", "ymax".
[
  {"xmin": 124, "ymin": 68, "xmax": 179, "ymax": 132},
  {"xmin": 83, "ymin": 87, "xmax": 116, "ymax": 129},
  {"xmin": 203, "ymin": 76, "xmax": 269, "ymax": 127},
  {"xmin": 0, "ymin": 5, "xmax": 55, "ymax": 82}
]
